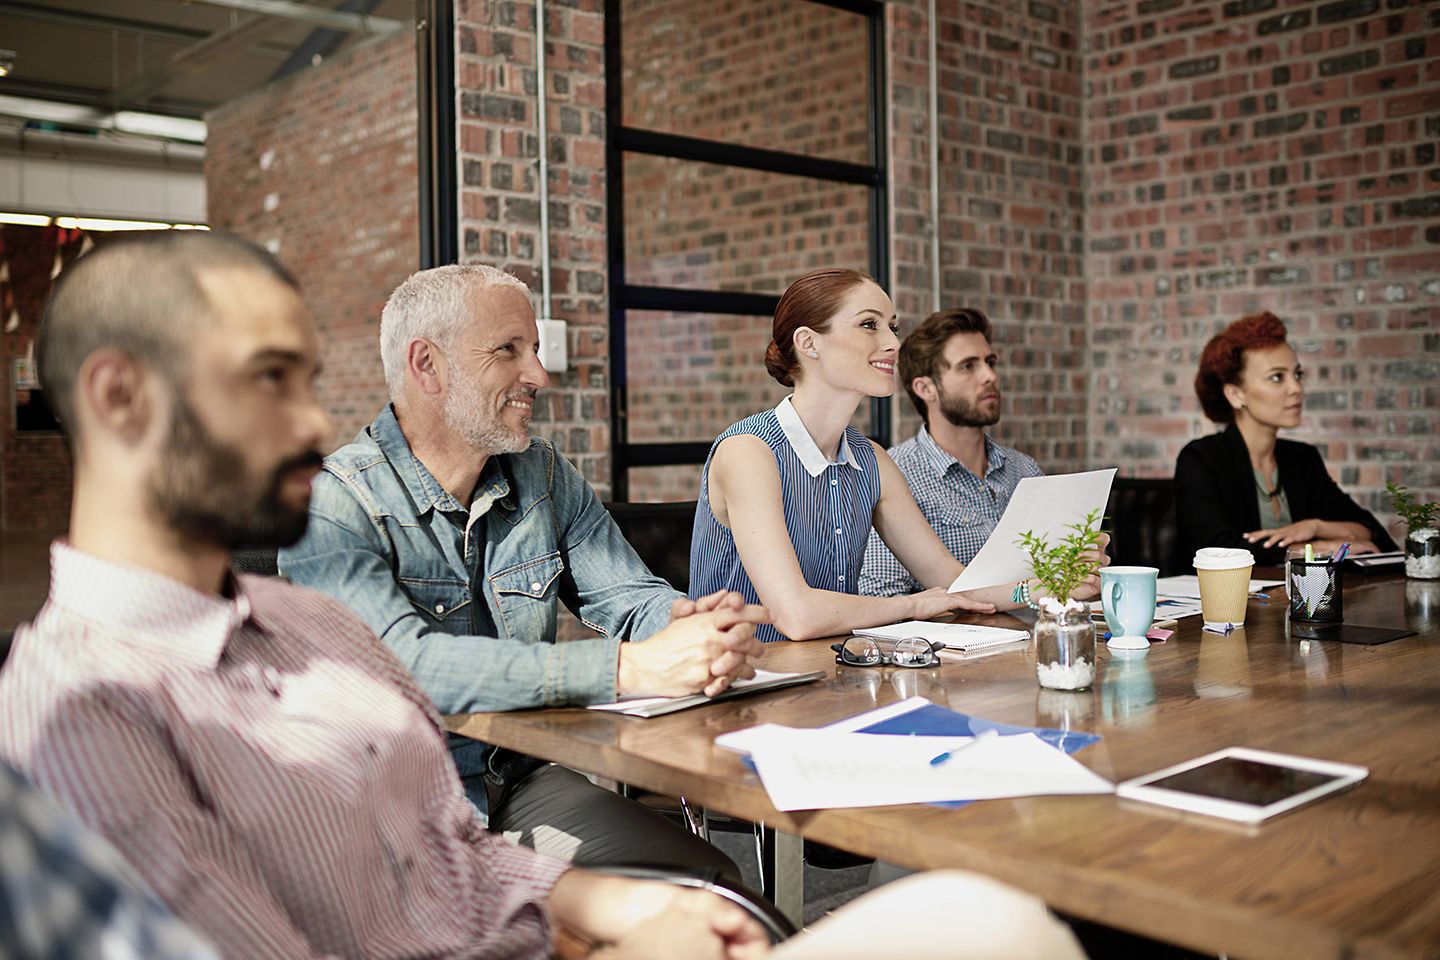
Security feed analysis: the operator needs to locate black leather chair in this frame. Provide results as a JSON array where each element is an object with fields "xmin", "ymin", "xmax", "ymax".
[
  {"xmin": 603, "ymin": 501, "xmax": 697, "ymax": 592},
  {"xmin": 1104, "ymin": 477, "xmax": 1182, "ymax": 575}
]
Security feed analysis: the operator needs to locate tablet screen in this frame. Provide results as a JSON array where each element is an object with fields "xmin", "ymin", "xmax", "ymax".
[{"xmin": 1146, "ymin": 756, "xmax": 1342, "ymax": 806}]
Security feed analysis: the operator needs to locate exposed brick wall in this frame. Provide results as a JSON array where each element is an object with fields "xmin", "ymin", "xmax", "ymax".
[
  {"xmin": 620, "ymin": 0, "xmax": 874, "ymax": 499},
  {"xmin": 0, "ymin": 225, "xmax": 85, "ymax": 532},
  {"xmin": 1085, "ymin": 0, "xmax": 1440, "ymax": 534},
  {"xmin": 454, "ymin": 0, "xmax": 612, "ymax": 490},
  {"xmin": 887, "ymin": 0, "xmax": 1089, "ymax": 471},
  {"xmin": 206, "ymin": 30, "xmax": 419, "ymax": 448}
]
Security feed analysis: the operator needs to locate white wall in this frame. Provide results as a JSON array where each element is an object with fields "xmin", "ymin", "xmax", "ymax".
[{"xmin": 0, "ymin": 128, "xmax": 205, "ymax": 223}]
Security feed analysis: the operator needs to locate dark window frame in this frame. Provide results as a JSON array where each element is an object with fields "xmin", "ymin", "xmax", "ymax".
[{"xmin": 604, "ymin": 0, "xmax": 890, "ymax": 500}]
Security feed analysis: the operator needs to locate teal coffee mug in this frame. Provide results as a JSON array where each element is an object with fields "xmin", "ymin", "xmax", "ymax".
[{"xmin": 1100, "ymin": 566, "xmax": 1159, "ymax": 646}]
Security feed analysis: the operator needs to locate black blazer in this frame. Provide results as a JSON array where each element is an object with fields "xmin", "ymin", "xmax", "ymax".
[{"xmin": 1174, "ymin": 424, "xmax": 1397, "ymax": 566}]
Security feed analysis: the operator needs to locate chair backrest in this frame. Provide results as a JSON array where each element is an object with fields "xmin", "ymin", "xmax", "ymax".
[
  {"xmin": 231, "ymin": 547, "xmax": 281, "ymax": 577},
  {"xmin": 0, "ymin": 631, "xmax": 12, "ymax": 668},
  {"xmin": 1105, "ymin": 477, "xmax": 1182, "ymax": 575},
  {"xmin": 604, "ymin": 501, "xmax": 698, "ymax": 593}
]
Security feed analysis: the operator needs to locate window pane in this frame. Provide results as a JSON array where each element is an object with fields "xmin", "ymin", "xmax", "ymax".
[
  {"xmin": 620, "ymin": 0, "xmax": 871, "ymax": 164},
  {"xmin": 623, "ymin": 155, "xmax": 871, "ymax": 293},
  {"xmin": 626, "ymin": 310, "xmax": 786, "ymax": 446},
  {"xmin": 627, "ymin": 465, "xmax": 705, "ymax": 503},
  {"xmin": 627, "ymin": 307, "xmax": 887, "ymax": 454}
]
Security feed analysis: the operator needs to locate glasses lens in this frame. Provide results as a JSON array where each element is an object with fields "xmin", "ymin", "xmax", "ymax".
[
  {"xmin": 841, "ymin": 636, "xmax": 882, "ymax": 665},
  {"xmin": 891, "ymin": 636, "xmax": 935, "ymax": 666}
]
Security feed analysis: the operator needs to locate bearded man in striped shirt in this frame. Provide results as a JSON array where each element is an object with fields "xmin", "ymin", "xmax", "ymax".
[{"xmin": 0, "ymin": 233, "xmax": 769, "ymax": 959}]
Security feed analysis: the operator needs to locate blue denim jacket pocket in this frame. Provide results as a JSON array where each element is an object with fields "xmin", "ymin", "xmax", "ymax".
[
  {"xmin": 489, "ymin": 552, "xmax": 564, "ymax": 642},
  {"xmin": 398, "ymin": 577, "xmax": 473, "ymax": 628}
]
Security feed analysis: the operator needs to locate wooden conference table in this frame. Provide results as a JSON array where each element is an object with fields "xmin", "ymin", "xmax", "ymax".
[{"xmin": 448, "ymin": 572, "xmax": 1440, "ymax": 960}]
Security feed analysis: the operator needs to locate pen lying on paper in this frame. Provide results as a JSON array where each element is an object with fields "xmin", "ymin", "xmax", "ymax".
[{"xmin": 929, "ymin": 729, "xmax": 1000, "ymax": 766}]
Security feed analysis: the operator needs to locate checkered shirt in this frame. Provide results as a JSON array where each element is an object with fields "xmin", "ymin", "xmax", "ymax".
[{"xmin": 860, "ymin": 427, "xmax": 1043, "ymax": 596}]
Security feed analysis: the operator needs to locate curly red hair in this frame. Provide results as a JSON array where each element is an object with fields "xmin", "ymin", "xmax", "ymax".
[{"xmin": 1194, "ymin": 312, "xmax": 1290, "ymax": 424}]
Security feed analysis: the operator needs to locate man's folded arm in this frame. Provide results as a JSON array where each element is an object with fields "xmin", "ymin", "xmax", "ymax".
[{"xmin": 280, "ymin": 501, "xmax": 622, "ymax": 714}]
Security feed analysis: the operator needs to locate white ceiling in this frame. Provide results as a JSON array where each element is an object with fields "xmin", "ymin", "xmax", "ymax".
[{"xmin": 0, "ymin": 0, "xmax": 416, "ymax": 121}]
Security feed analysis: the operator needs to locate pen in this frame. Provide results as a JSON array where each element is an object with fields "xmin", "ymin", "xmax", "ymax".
[
  {"xmin": 1330, "ymin": 542, "xmax": 1350, "ymax": 566},
  {"xmin": 929, "ymin": 729, "xmax": 999, "ymax": 766},
  {"xmin": 1304, "ymin": 543, "xmax": 1314, "ymax": 564}
]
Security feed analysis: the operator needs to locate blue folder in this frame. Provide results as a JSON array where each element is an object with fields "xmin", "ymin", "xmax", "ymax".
[{"xmin": 853, "ymin": 701, "xmax": 1101, "ymax": 809}]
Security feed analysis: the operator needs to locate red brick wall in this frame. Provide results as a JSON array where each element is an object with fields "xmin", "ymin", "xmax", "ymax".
[
  {"xmin": 619, "ymin": 0, "xmax": 874, "ymax": 499},
  {"xmin": 0, "ymin": 225, "xmax": 84, "ymax": 532},
  {"xmin": 1085, "ymin": 0, "xmax": 1440, "ymax": 532},
  {"xmin": 887, "ymin": 0, "xmax": 1089, "ymax": 470},
  {"xmin": 206, "ymin": 31, "xmax": 419, "ymax": 448},
  {"xmin": 455, "ymin": 0, "xmax": 613, "ymax": 489}
]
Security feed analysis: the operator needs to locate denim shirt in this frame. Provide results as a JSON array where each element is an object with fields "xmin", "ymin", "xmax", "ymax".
[{"xmin": 278, "ymin": 404, "xmax": 679, "ymax": 804}]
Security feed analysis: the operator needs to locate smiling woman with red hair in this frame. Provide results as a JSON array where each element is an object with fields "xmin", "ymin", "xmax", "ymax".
[{"xmin": 1174, "ymin": 312, "xmax": 1396, "ymax": 565}]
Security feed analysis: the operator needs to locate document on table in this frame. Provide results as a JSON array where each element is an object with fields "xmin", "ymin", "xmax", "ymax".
[
  {"xmin": 855, "ymin": 620, "xmax": 1028, "ymax": 651},
  {"xmin": 742, "ymin": 727, "xmax": 1113, "ymax": 811},
  {"xmin": 587, "ymin": 668, "xmax": 824, "ymax": 718},
  {"xmin": 1090, "ymin": 595, "xmax": 1206, "ymax": 621},
  {"xmin": 1154, "ymin": 575, "xmax": 1283, "ymax": 598},
  {"xmin": 948, "ymin": 468, "xmax": 1117, "ymax": 593}
]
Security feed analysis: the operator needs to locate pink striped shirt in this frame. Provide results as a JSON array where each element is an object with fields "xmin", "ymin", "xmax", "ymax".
[{"xmin": 0, "ymin": 543, "xmax": 568, "ymax": 959}]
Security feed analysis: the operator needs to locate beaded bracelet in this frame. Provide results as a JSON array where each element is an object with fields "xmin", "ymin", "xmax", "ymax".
[{"xmin": 1010, "ymin": 580, "xmax": 1040, "ymax": 610}]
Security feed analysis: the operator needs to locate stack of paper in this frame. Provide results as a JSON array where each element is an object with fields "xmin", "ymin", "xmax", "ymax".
[
  {"xmin": 733, "ymin": 727, "xmax": 1112, "ymax": 812},
  {"xmin": 587, "ymin": 668, "xmax": 823, "ymax": 718}
]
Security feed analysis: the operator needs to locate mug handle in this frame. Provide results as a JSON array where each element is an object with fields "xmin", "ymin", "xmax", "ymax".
[{"xmin": 1108, "ymin": 580, "xmax": 1124, "ymax": 612}]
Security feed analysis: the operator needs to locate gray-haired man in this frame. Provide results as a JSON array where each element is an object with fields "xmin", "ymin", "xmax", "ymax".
[{"xmin": 280, "ymin": 265, "xmax": 761, "ymax": 881}]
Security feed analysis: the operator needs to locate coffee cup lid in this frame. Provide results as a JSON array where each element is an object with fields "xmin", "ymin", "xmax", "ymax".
[{"xmin": 1193, "ymin": 547, "xmax": 1254, "ymax": 570}]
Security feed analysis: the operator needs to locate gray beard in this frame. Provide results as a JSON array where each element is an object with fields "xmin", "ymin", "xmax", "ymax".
[{"xmin": 442, "ymin": 372, "xmax": 532, "ymax": 455}]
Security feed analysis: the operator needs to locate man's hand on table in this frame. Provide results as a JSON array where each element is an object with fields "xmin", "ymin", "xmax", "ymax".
[
  {"xmin": 618, "ymin": 591, "xmax": 768, "ymax": 698},
  {"xmin": 550, "ymin": 870, "xmax": 769, "ymax": 960}
]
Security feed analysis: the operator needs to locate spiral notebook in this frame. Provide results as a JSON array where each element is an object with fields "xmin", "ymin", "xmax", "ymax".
[{"xmin": 854, "ymin": 620, "xmax": 1029, "ymax": 653}]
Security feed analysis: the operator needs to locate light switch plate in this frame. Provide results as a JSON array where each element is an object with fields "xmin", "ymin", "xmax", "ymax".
[{"xmin": 537, "ymin": 318, "xmax": 568, "ymax": 373}]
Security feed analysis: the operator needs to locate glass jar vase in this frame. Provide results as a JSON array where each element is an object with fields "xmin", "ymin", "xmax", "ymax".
[
  {"xmin": 1405, "ymin": 527, "xmax": 1439, "ymax": 580},
  {"xmin": 1033, "ymin": 601, "xmax": 1096, "ymax": 691}
]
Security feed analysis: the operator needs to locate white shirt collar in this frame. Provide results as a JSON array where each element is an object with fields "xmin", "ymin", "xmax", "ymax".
[
  {"xmin": 774, "ymin": 396, "xmax": 863, "ymax": 479},
  {"xmin": 46, "ymin": 540, "xmax": 251, "ymax": 669}
]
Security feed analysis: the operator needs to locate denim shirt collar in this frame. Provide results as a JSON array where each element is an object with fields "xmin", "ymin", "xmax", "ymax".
[
  {"xmin": 914, "ymin": 425, "xmax": 1007, "ymax": 482},
  {"xmin": 370, "ymin": 403, "xmax": 513, "ymax": 518}
]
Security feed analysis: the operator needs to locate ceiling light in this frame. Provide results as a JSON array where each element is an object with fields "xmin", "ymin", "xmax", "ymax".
[
  {"xmin": 0, "ymin": 212, "xmax": 51, "ymax": 226},
  {"xmin": 113, "ymin": 111, "xmax": 207, "ymax": 144},
  {"xmin": 54, "ymin": 216, "xmax": 176, "ymax": 232},
  {"xmin": 0, "ymin": 51, "xmax": 15, "ymax": 78}
]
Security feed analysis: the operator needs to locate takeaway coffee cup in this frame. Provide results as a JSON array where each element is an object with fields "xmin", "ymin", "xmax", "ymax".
[{"xmin": 1193, "ymin": 547, "xmax": 1255, "ymax": 630}]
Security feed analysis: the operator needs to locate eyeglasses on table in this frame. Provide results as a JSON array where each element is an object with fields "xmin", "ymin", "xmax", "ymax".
[{"xmin": 831, "ymin": 635, "xmax": 944, "ymax": 668}]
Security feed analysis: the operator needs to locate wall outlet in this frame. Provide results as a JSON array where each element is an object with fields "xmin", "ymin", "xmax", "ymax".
[{"xmin": 537, "ymin": 318, "xmax": 568, "ymax": 373}]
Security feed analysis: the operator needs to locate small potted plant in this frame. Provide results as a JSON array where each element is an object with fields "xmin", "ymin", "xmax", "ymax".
[
  {"xmin": 1018, "ymin": 509, "xmax": 1106, "ymax": 691},
  {"xmin": 1387, "ymin": 482, "xmax": 1439, "ymax": 580}
]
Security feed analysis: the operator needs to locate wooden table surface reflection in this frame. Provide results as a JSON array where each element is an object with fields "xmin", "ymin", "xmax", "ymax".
[{"xmin": 449, "ymin": 573, "xmax": 1440, "ymax": 960}]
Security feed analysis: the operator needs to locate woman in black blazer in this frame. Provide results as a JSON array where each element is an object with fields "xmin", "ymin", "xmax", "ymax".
[{"xmin": 1175, "ymin": 312, "xmax": 1396, "ymax": 566}]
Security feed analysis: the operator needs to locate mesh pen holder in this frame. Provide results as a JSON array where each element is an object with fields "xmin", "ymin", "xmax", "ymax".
[{"xmin": 1288, "ymin": 559, "xmax": 1343, "ymax": 626}]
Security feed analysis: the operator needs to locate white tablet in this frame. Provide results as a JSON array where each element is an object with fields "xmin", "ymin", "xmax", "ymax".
[{"xmin": 1116, "ymin": 747, "xmax": 1367, "ymax": 823}]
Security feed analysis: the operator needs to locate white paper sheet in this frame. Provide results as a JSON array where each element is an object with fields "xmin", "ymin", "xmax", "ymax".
[
  {"xmin": 948, "ymin": 469, "xmax": 1117, "ymax": 593},
  {"xmin": 855, "ymin": 620, "xmax": 1028, "ymax": 650},
  {"xmin": 1090, "ymin": 595, "xmax": 1206, "ymax": 621},
  {"xmin": 1154, "ymin": 575, "xmax": 1283, "ymax": 598},
  {"xmin": 745, "ymin": 728, "xmax": 1113, "ymax": 811}
]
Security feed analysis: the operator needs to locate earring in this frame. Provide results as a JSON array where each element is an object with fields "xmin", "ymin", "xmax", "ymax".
[
  {"xmin": 1239, "ymin": 402, "xmax": 1247, "ymax": 412},
  {"xmin": 806, "ymin": 350, "xmax": 819, "ymax": 359}
]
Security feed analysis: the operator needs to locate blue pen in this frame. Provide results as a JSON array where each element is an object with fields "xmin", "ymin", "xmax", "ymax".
[
  {"xmin": 929, "ymin": 729, "xmax": 999, "ymax": 766},
  {"xmin": 1330, "ymin": 542, "xmax": 1351, "ymax": 566}
]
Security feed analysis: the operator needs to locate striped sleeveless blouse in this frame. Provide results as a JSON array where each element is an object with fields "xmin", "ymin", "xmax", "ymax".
[{"xmin": 690, "ymin": 397, "xmax": 883, "ymax": 643}]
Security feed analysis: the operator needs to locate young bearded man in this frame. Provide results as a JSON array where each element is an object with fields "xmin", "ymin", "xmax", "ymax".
[
  {"xmin": 859, "ymin": 308, "xmax": 1044, "ymax": 597},
  {"xmin": 0, "ymin": 234, "xmax": 769, "ymax": 958},
  {"xmin": 278, "ymin": 265, "xmax": 763, "ymax": 879}
]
